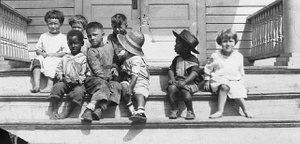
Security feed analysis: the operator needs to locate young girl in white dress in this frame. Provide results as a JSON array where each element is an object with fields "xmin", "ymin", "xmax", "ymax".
[{"xmin": 203, "ymin": 28, "xmax": 254, "ymax": 119}]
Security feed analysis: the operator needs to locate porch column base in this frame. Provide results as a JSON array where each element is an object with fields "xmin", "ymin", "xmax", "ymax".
[{"xmin": 274, "ymin": 53, "xmax": 300, "ymax": 68}]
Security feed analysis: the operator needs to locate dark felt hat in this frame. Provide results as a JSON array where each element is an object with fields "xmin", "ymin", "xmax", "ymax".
[
  {"xmin": 117, "ymin": 30, "xmax": 145, "ymax": 56},
  {"xmin": 173, "ymin": 30, "xmax": 199, "ymax": 54}
]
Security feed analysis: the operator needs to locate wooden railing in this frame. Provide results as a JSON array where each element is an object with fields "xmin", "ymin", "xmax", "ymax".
[
  {"xmin": 247, "ymin": 0, "xmax": 283, "ymax": 61},
  {"xmin": 0, "ymin": 2, "xmax": 31, "ymax": 61}
]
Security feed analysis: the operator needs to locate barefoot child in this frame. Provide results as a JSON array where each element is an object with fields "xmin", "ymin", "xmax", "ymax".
[
  {"xmin": 68, "ymin": 14, "xmax": 90, "ymax": 55},
  {"xmin": 203, "ymin": 28, "xmax": 253, "ymax": 119},
  {"xmin": 81, "ymin": 22, "xmax": 121, "ymax": 122},
  {"xmin": 117, "ymin": 30, "xmax": 150, "ymax": 122},
  {"xmin": 31, "ymin": 10, "xmax": 69, "ymax": 93},
  {"xmin": 166, "ymin": 30, "xmax": 201, "ymax": 120},
  {"xmin": 48, "ymin": 30, "xmax": 87, "ymax": 119}
]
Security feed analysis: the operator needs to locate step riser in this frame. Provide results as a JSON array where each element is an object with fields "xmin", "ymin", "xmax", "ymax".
[
  {"xmin": 1, "ymin": 74, "xmax": 300, "ymax": 92},
  {"xmin": 1, "ymin": 99, "xmax": 299, "ymax": 119},
  {"xmin": 6, "ymin": 128, "xmax": 300, "ymax": 144}
]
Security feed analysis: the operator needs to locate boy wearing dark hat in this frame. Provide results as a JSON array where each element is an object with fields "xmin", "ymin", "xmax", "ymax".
[
  {"xmin": 117, "ymin": 30, "xmax": 150, "ymax": 122},
  {"xmin": 166, "ymin": 29, "xmax": 201, "ymax": 120}
]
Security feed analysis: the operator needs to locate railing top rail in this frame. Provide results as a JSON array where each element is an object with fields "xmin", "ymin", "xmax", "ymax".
[
  {"xmin": 1, "ymin": 1, "xmax": 32, "ymax": 22},
  {"xmin": 247, "ymin": 0, "xmax": 283, "ymax": 20}
]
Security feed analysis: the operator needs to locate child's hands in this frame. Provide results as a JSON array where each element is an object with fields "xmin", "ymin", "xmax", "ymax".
[
  {"xmin": 110, "ymin": 68, "xmax": 119, "ymax": 77},
  {"xmin": 168, "ymin": 79, "xmax": 176, "ymax": 85},
  {"xmin": 41, "ymin": 52, "xmax": 48, "ymax": 58},
  {"xmin": 203, "ymin": 80, "xmax": 210, "ymax": 91},
  {"xmin": 126, "ymin": 88, "xmax": 133, "ymax": 96},
  {"xmin": 176, "ymin": 80, "xmax": 186, "ymax": 88}
]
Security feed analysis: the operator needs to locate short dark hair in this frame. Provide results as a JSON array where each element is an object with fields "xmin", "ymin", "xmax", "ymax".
[
  {"xmin": 111, "ymin": 13, "xmax": 127, "ymax": 27},
  {"xmin": 85, "ymin": 22, "xmax": 104, "ymax": 32},
  {"xmin": 44, "ymin": 9, "xmax": 64, "ymax": 24},
  {"xmin": 69, "ymin": 14, "xmax": 88, "ymax": 29},
  {"xmin": 216, "ymin": 28, "xmax": 238, "ymax": 46},
  {"xmin": 67, "ymin": 30, "xmax": 84, "ymax": 42}
]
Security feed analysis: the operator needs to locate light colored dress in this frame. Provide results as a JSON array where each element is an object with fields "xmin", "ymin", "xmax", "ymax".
[
  {"xmin": 35, "ymin": 32, "xmax": 69, "ymax": 78},
  {"xmin": 121, "ymin": 55, "xmax": 150, "ymax": 98},
  {"xmin": 204, "ymin": 51, "xmax": 247, "ymax": 99}
]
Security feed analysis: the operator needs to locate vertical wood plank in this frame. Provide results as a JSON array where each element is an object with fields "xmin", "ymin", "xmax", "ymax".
[
  {"xmin": 197, "ymin": 0, "xmax": 206, "ymax": 66},
  {"xmin": 74, "ymin": 0, "xmax": 82, "ymax": 15}
]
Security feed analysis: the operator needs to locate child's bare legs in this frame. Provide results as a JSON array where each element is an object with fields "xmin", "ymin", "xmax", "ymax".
[
  {"xmin": 121, "ymin": 83, "xmax": 134, "ymax": 114},
  {"xmin": 41, "ymin": 77, "xmax": 54, "ymax": 93},
  {"xmin": 31, "ymin": 67, "xmax": 41, "ymax": 93},
  {"xmin": 49, "ymin": 97, "xmax": 59, "ymax": 120},
  {"xmin": 235, "ymin": 98, "xmax": 254, "ymax": 118},
  {"xmin": 181, "ymin": 89, "xmax": 195, "ymax": 120},
  {"xmin": 129, "ymin": 94, "xmax": 147, "ymax": 122},
  {"xmin": 209, "ymin": 84, "xmax": 229, "ymax": 118},
  {"xmin": 167, "ymin": 85, "xmax": 179, "ymax": 110}
]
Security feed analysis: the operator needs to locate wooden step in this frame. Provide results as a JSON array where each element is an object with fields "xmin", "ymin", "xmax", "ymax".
[
  {"xmin": 0, "ymin": 91, "xmax": 299, "ymax": 119},
  {"xmin": 1, "ymin": 67, "xmax": 300, "ymax": 93},
  {"xmin": 3, "ymin": 116, "xmax": 300, "ymax": 143}
]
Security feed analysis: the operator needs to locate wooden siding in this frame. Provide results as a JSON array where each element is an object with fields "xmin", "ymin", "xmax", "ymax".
[
  {"xmin": 205, "ymin": 0, "xmax": 276, "ymax": 57},
  {"xmin": 3, "ymin": 0, "xmax": 278, "ymax": 61},
  {"xmin": 3, "ymin": 0, "xmax": 75, "ymax": 59}
]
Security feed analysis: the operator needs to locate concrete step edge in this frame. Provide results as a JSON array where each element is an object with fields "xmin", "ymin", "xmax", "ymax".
[
  {"xmin": 1, "ymin": 91, "xmax": 300, "ymax": 102},
  {"xmin": 2, "ymin": 116, "xmax": 300, "ymax": 129}
]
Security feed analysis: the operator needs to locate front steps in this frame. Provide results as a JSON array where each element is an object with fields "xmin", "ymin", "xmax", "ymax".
[{"xmin": 1, "ymin": 66, "xmax": 300, "ymax": 143}]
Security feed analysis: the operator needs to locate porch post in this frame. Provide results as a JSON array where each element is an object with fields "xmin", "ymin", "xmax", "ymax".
[{"xmin": 275, "ymin": 0, "xmax": 300, "ymax": 68}]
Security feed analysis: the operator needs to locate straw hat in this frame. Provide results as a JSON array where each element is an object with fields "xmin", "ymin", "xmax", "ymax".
[
  {"xmin": 117, "ymin": 30, "xmax": 145, "ymax": 56},
  {"xmin": 173, "ymin": 30, "xmax": 199, "ymax": 54}
]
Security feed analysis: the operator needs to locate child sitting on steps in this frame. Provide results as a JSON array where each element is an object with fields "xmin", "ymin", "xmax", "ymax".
[
  {"xmin": 48, "ymin": 30, "xmax": 88, "ymax": 120},
  {"xmin": 117, "ymin": 30, "xmax": 150, "ymax": 122},
  {"xmin": 31, "ymin": 10, "xmax": 69, "ymax": 93},
  {"xmin": 166, "ymin": 30, "xmax": 201, "ymax": 120},
  {"xmin": 204, "ymin": 28, "xmax": 254, "ymax": 119}
]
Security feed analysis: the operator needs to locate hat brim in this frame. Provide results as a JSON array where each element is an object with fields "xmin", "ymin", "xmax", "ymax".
[
  {"xmin": 172, "ymin": 31, "xmax": 200, "ymax": 54},
  {"xmin": 117, "ymin": 34, "xmax": 144, "ymax": 57}
]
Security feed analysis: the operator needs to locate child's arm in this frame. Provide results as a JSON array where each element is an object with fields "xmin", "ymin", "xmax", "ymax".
[
  {"xmin": 78, "ymin": 57, "xmax": 88, "ymax": 85},
  {"xmin": 87, "ymin": 48, "xmax": 108, "ymax": 80},
  {"xmin": 203, "ymin": 55, "xmax": 215, "ymax": 91},
  {"xmin": 55, "ymin": 59, "xmax": 64, "ymax": 81},
  {"xmin": 168, "ymin": 56, "xmax": 178, "ymax": 85},
  {"xmin": 127, "ymin": 75, "xmax": 138, "ymax": 96}
]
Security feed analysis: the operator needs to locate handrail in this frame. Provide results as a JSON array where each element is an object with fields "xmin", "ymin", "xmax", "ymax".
[
  {"xmin": 0, "ymin": 2, "xmax": 31, "ymax": 61},
  {"xmin": 247, "ymin": 0, "xmax": 283, "ymax": 61}
]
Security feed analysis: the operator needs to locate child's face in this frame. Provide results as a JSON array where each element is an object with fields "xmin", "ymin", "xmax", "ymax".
[
  {"xmin": 68, "ymin": 35, "xmax": 83, "ymax": 55},
  {"xmin": 116, "ymin": 48, "xmax": 129, "ymax": 60},
  {"xmin": 71, "ymin": 23, "xmax": 85, "ymax": 33},
  {"xmin": 47, "ymin": 18, "xmax": 62, "ymax": 34},
  {"xmin": 174, "ymin": 38, "xmax": 190, "ymax": 55},
  {"xmin": 112, "ymin": 21, "xmax": 128, "ymax": 35},
  {"xmin": 86, "ymin": 28, "xmax": 104, "ymax": 47},
  {"xmin": 221, "ymin": 38, "xmax": 235, "ymax": 53}
]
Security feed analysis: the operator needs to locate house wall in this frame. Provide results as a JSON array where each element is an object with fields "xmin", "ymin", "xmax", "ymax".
[
  {"xmin": 3, "ymin": 0, "xmax": 277, "ymax": 62},
  {"xmin": 205, "ymin": 0, "xmax": 276, "ymax": 59},
  {"xmin": 3, "ymin": 0, "xmax": 76, "ymax": 59}
]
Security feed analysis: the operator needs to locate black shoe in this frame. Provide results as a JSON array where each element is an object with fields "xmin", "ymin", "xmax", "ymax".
[
  {"xmin": 92, "ymin": 108, "xmax": 102, "ymax": 121},
  {"xmin": 81, "ymin": 109, "xmax": 93, "ymax": 122},
  {"xmin": 129, "ymin": 112, "xmax": 147, "ymax": 122}
]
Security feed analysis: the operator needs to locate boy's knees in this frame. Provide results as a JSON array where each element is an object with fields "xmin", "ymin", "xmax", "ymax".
[{"xmin": 167, "ymin": 85, "xmax": 177, "ymax": 92}]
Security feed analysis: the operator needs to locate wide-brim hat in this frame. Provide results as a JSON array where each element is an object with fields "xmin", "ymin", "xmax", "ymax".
[
  {"xmin": 173, "ymin": 30, "xmax": 199, "ymax": 54},
  {"xmin": 117, "ymin": 30, "xmax": 145, "ymax": 56}
]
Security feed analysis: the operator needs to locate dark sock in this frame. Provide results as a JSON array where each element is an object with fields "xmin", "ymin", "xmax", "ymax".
[{"xmin": 184, "ymin": 100, "xmax": 193, "ymax": 112}]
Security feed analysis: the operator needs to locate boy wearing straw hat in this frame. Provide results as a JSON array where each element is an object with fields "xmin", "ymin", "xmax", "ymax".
[
  {"xmin": 166, "ymin": 30, "xmax": 201, "ymax": 120},
  {"xmin": 117, "ymin": 30, "xmax": 150, "ymax": 122}
]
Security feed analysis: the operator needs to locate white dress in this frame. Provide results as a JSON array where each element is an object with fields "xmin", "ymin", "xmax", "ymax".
[
  {"xmin": 204, "ymin": 51, "xmax": 247, "ymax": 99},
  {"xmin": 35, "ymin": 32, "xmax": 69, "ymax": 78}
]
